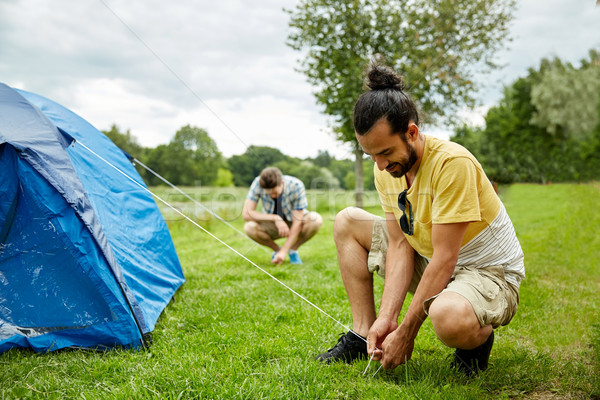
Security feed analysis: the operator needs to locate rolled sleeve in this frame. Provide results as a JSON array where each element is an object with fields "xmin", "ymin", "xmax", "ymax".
[
  {"xmin": 290, "ymin": 179, "xmax": 307, "ymax": 210},
  {"xmin": 246, "ymin": 177, "xmax": 261, "ymax": 202},
  {"xmin": 282, "ymin": 176, "xmax": 307, "ymax": 221}
]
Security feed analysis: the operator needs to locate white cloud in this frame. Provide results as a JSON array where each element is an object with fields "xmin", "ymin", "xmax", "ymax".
[
  {"xmin": 179, "ymin": 95, "xmax": 353, "ymax": 159},
  {"xmin": 69, "ymin": 78, "xmax": 179, "ymax": 146},
  {"xmin": 68, "ymin": 77, "xmax": 351, "ymax": 159},
  {"xmin": 478, "ymin": 0, "xmax": 600, "ymax": 105},
  {"xmin": 1, "ymin": 0, "xmax": 599, "ymax": 159}
]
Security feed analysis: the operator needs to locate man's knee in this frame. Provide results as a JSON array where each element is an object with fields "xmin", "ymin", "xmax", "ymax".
[
  {"xmin": 244, "ymin": 221, "xmax": 260, "ymax": 237},
  {"xmin": 428, "ymin": 292, "xmax": 481, "ymax": 346},
  {"xmin": 334, "ymin": 207, "xmax": 360, "ymax": 238},
  {"xmin": 303, "ymin": 211, "xmax": 323, "ymax": 232},
  {"xmin": 334, "ymin": 207, "xmax": 374, "ymax": 245},
  {"xmin": 429, "ymin": 294, "xmax": 471, "ymax": 327}
]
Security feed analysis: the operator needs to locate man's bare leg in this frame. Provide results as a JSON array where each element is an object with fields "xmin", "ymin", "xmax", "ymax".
[
  {"xmin": 291, "ymin": 212, "xmax": 323, "ymax": 251},
  {"xmin": 244, "ymin": 221, "xmax": 279, "ymax": 252},
  {"xmin": 333, "ymin": 207, "xmax": 378, "ymax": 338},
  {"xmin": 428, "ymin": 292, "xmax": 493, "ymax": 349},
  {"xmin": 428, "ymin": 292, "xmax": 494, "ymax": 374}
]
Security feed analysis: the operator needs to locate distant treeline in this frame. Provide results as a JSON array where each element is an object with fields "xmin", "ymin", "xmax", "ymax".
[
  {"xmin": 103, "ymin": 124, "xmax": 375, "ymax": 190},
  {"xmin": 105, "ymin": 50, "xmax": 600, "ymax": 188}
]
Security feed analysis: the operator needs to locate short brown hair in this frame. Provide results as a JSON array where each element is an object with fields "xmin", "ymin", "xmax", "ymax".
[{"xmin": 259, "ymin": 167, "xmax": 283, "ymax": 189}]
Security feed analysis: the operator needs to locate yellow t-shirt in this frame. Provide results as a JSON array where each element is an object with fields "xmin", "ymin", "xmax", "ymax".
[{"xmin": 374, "ymin": 135, "xmax": 525, "ymax": 286}]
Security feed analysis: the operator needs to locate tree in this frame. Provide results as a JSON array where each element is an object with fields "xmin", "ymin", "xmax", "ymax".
[
  {"xmin": 312, "ymin": 150, "xmax": 333, "ymax": 168},
  {"xmin": 530, "ymin": 51, "xmax": 600, "ymax": 140},
  {"xmin": 145, "ymin": 144, "xmax": 184, "ymax": 185},
  {"xmin": 227, "ymin": 146, "xmax": 288, "ymax": 186},
  {"xmin": 451, "ymin": 50, "xmax": 600, "ymax": 183},
  {"xmin": 145, "ymin": 125, "xmax": 222, "ymax": 186},
  {"xmin": 328, "ymin": 158, "xmax": 355, "ymax": 189},
  {"xmin": 287, "ymin": 0, "xmax": 515, "ymax": 206},
  {"xmin": 275, "ymin": 159, "xmax": 339, "ymax": 189},
  {"xmin": 102, "ymin": 124, "xmax": 144, "ymax": 160},
  {"xmin": 102, "ymin": 124, "xmax": 150, "ymax": 181},
  {"xmin": 215, "ymin": 168, "xmax": 234, "ymax": 187},
  {"xmin": 170, "ymin": 125, "xmax": 223, "ymax": 186}
]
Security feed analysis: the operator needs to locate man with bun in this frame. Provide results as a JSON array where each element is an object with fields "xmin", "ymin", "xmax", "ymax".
[
  {"xmin": 243, "ymin": 166, "xmax": 322, "ymax": 265},
  {"xmin": 315, "ymin": 63, "xmax": 525, "ymax": 376}
]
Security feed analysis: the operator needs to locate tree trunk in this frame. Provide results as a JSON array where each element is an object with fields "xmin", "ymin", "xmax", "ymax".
[{"xmin": 354, "ymin": 145, "xmax": 364, "ymax": 208}]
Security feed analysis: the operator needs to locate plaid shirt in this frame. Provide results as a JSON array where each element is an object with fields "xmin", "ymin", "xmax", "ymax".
[{"xmin": 246, "ymin": 175, "xmax": 308, "ymax": 222}]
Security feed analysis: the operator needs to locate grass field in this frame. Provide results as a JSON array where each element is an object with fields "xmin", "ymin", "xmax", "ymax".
[{"xmin": 1, "ymin": 183, "xmax": 599, "ymax": 399}]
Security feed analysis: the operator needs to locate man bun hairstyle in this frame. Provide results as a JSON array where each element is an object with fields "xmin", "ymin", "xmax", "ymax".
[
  {"xmin": 259, "ymin": 167, "xmax": 283, "ymax": 189},
  {"xmin": 353, "ymin": 61, "xmax": 419, "ymax": 139},
  {"xmin": 365, "ymin": 64, "xmax": 405, "ymax": 91}
]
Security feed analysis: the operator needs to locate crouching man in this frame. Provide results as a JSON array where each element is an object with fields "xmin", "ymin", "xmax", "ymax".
[
  {"xmin": 243, "ymin": 167, "xmax": 322, "ymax": 265},
  {"xmin": 315, "ymin": 63, "xmax": 525, "ymax": 376}
]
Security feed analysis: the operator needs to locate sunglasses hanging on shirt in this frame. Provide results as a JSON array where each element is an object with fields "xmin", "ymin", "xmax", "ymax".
[{"xmin": 397, "ymin": 189, "xmax": 414, "ymax": 235}]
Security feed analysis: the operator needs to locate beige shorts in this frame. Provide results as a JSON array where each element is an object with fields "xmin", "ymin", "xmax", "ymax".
[
  {"xmin": 258, "ymin": 211, "xmax": 320, "ymax": 240},
  {"xmin": 367, "ymin": 216, "xmax": 519, "ymax": 328}
]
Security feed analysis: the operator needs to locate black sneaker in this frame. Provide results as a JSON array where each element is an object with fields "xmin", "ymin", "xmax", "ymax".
[
  {"xmin": 315, "ymin": 331, "xmax": 368, "ymax": 364},
  {"xmin": 451, "ymin": 331, "xmax": 494, "ymax": 376}
]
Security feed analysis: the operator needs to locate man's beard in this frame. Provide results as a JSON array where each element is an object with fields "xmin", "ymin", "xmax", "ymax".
[{"xmin": 388, "ymin": 143, "xmax": 418, "ymax": 178}]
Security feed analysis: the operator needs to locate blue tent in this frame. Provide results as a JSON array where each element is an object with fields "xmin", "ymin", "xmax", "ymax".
[{"xmin": 0, "ymin": 83, "xmax": 185, "ymax": 353}]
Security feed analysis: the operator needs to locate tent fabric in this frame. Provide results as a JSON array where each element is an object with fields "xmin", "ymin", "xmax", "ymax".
[{"xmin": 0, "ymin": 83, "xmax": 185, "ymax": 353}]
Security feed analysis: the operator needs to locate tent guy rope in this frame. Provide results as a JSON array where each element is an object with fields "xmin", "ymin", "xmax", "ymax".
[
  {"xmin": 75, "ymin": 139, "xmax": 378, "ymax": 351},
  {"xmin": 99, "ymin": 0, "xmax": 253, "ymax": 154},
  {"xmin": 131, "ymin": 157, "xmax": 267, "ymax": 252}
]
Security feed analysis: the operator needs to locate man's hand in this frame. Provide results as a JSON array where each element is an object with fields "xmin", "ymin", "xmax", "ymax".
[
  {"xmin": 366, "ymin": 316, "xmax": 398, "ymax": 361},
  {"xmin": 367, "ymin": 318, "xmax": 415, "ymax": 370},
  {"xmin": 275, "ymin": 218, "xmax": 289, "ymax": 237},
  {"xmin": 378, "ymin": 325, "xmax": 415, "ymax": 369},
  {"xmin": 271, "ymin": 249, "xmax": 287, "ymax": 266}
]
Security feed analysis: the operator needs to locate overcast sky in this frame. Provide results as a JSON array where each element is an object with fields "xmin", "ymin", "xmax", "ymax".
[{"xmin": 1, "ymin": 0, "xmax": 598, "ymax": 159}]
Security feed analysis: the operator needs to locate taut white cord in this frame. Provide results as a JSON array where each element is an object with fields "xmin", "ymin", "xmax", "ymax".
[
  {"xmin": 76, "ymin": 140, "xmax": 354, "ymax": 334},
  {"xmin": 132, "ymin": 157, "xmax": 266, "ymax": 251}
]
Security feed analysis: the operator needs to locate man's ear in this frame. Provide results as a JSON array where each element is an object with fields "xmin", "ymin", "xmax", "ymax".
[{"xmin": 406, "ymin": 122, "xmax": 419, "ymax": 142}]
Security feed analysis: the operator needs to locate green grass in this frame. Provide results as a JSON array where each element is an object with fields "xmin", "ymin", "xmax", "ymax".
[{"xmin": 1, "ymin": 184, "xmax": 599, "ymax": 399}]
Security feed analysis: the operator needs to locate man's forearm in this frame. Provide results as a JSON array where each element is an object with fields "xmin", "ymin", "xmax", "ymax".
[
  {"xmin": 377, "ymin": 240, "xmax": 415, "ymax": 322},
  {"xmin": 400, "ymin": 221, "xmax": 468, "ymax": 340},
  {"xmin": 400, "ymin": 256, "xmax": 456, "ymax": 338},
  {"xmin": 280, "ymin": 220, "xmax": 302, "ymax": 251},
  {"xmin": 245, "ymin": 209, "xmax": 282, "ymax": 223}
]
